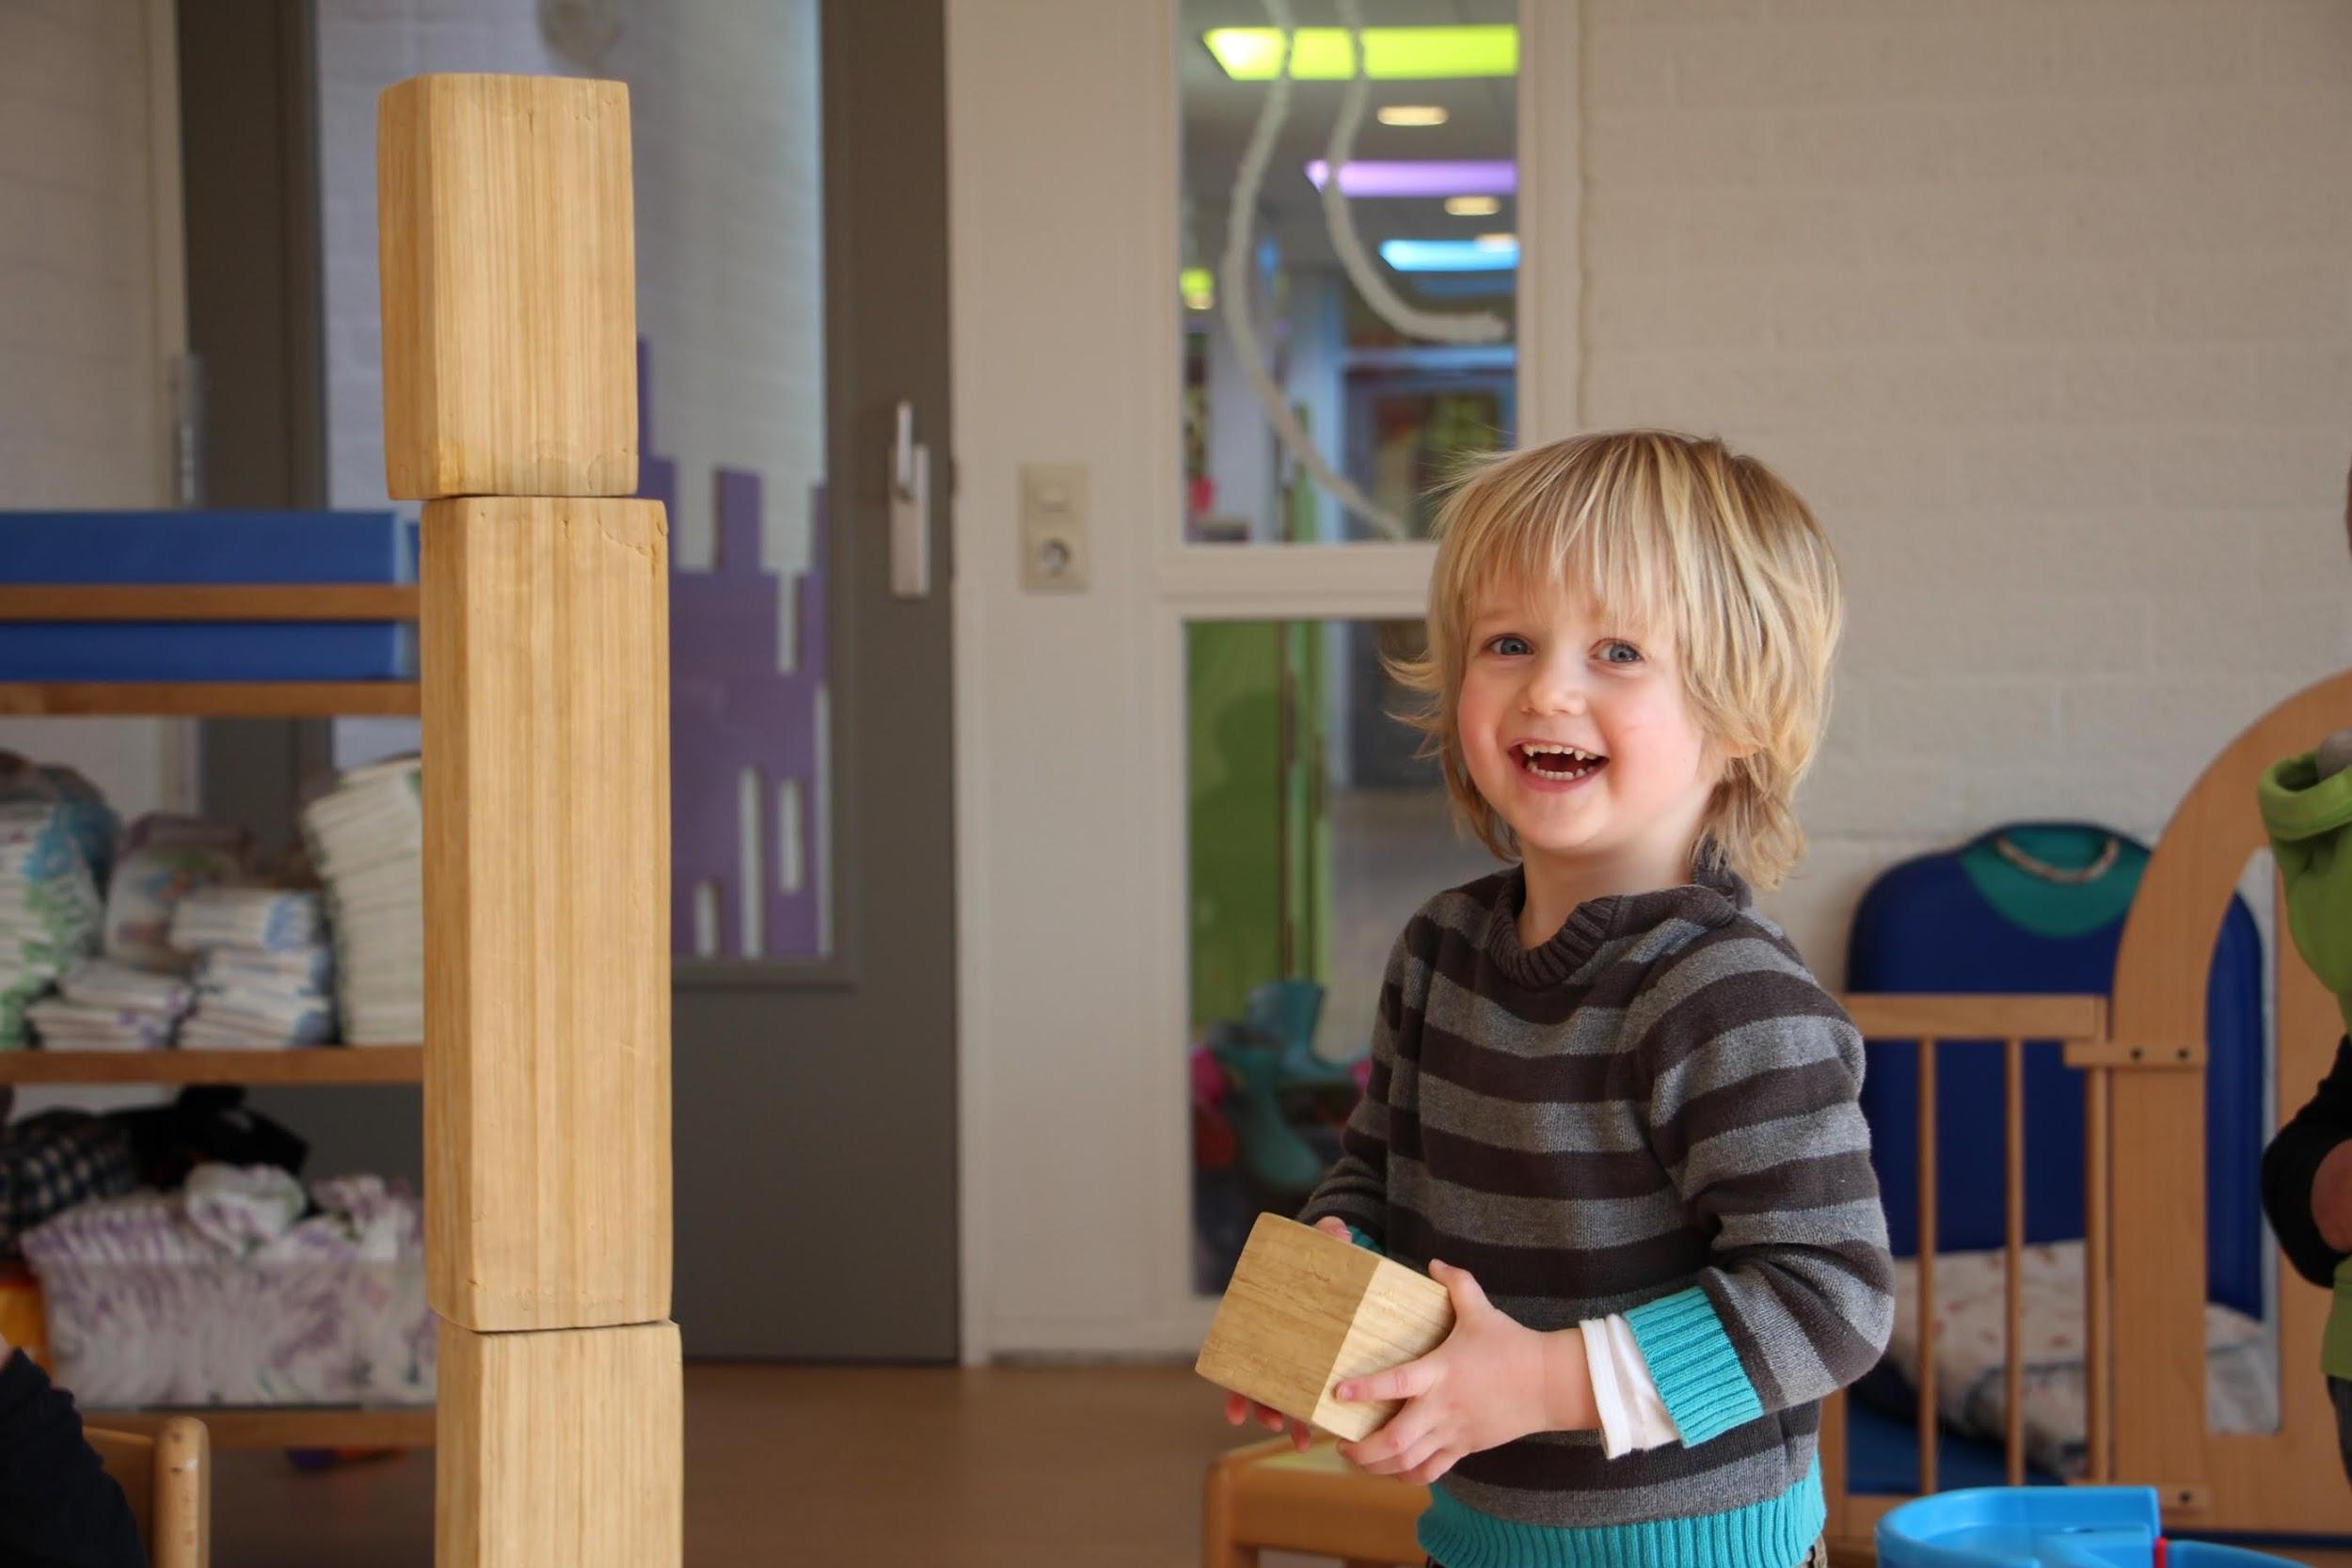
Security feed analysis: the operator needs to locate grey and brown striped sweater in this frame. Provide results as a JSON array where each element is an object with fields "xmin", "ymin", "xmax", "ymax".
[{"xmin": 1299, "ymin": 861, "xmax": 1894, "ymax": 1568}]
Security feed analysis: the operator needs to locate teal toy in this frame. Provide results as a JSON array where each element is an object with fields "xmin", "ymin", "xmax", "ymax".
[
  {"xmin": 1211, "ymin": 1031, "xmax": 1331, "ymax": 1204},
  {"xmin": 1877, "ymin": 1488, "xmax": 2296, "ymax": 1568},
  {"xmin": 1213, "ymin": 980, "xmax": 1361, "ymax": 1094},
  {"xmin": 1205, "ymin": 981, "xmax": 1365, "ymax": 1207}
]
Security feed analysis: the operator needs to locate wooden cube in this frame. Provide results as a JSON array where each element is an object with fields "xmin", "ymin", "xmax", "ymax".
[
  {"xmin": 437, "ymin": 1320, "xmax": 682, "ymax": 1568},
  {"xmin": 423, "ymin": 496, "xmax": 671, "ymax": 1331},
  {"xmin": 1196, "ymin": 1213, "xmax": 1454, "ymax": 1442},
  {"xmin": 378, "ymin": 73, "xmax": 638, "ymax": 499}
]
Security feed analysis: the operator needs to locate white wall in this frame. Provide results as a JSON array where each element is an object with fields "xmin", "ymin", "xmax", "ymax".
[
  {"xmin": 0, "ymin": 0, "xmax": 183, "ymax": 817},
  {"xmin": 951, "ymin": 0, "xmax": 2352, "ymax": 1357},
  {"xmin": 1577, "ymin": 0, "xmax": 2352, "ymax": 978},
  {"xmin": 951, "ymin": 0, "xmax": 1198, "ymax": 1357}
]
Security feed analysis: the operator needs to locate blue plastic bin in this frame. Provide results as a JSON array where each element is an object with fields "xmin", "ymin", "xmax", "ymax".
[
  {"xmin": 1878, "ymin": 1488, "xmax": 2296, "ymax": 1568},
  {"xmin": 0, "ymin": 511, "xmax": 415, "ymax": 681}
]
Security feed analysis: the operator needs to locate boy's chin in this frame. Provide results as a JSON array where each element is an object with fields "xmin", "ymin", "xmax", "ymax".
[{"xmin": 1501, "ymin": 816, "xmax": 1605, "ymax": 862}]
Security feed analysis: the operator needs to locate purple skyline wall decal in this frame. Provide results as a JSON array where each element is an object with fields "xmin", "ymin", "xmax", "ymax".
[{"xmin": 638, "ymin": 340, "xmax": 829, "ymax": 959}]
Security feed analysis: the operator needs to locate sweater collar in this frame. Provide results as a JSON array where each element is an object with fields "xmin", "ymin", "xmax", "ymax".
[{"xmin": 1478, "ymin": 851, "xmax": 1751, "ymax": 989}]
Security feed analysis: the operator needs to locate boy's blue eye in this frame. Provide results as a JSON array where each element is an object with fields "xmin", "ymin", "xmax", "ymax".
[
  {"xmin": 1599, "ymin": 641, "xmax": 1643, "ymax": 665},
  {"xmin": 1486, "ymin": 634, "xmax": 1532, "ymax": 657}
]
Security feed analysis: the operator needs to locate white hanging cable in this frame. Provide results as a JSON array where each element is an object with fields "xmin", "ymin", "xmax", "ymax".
[
  {"xmin": 1221, "ymin": 0, "xmax": 1409, "ymax": 541},
  {"xmin": 1322, "ymin": 0, "xmax": 1507, "ymax": 345}
]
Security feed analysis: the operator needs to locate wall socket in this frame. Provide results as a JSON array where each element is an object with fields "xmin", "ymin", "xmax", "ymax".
[{"xmin": 1019, "ymin": 463, "xmax": 1088, "ymax": 592}]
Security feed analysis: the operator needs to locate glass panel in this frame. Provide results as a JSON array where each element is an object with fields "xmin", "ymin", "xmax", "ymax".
[
  {"xmin": 635, "ymin": 5, "xmax": 832, "ymax": 962},
  {"xmin": 1179, "ymin": 2, "xmax": 1519, "ymax": 545},
  {"xmin": 317, "ymin": 2, "xmax": 834, "ymax": 962},
  {"xmin": 1188, "ymin": 619, "xmax": 1495, "ymax": 1292}
]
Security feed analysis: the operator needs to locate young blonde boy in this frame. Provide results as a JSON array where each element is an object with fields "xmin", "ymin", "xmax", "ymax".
[{"xmin": 1224, "ymin": 431, "xmax": 1894, "ymax": 1568}]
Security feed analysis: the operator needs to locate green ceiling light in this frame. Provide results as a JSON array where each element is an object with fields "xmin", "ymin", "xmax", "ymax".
[{"xmin": 1202, "ymin": 25, "xmax": 1518, "ymax": 82}]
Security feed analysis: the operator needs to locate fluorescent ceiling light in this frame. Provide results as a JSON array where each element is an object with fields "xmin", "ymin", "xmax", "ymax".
[
  {"xmin": 1305, "ymin": 159, "xmax": 1516, "ymax": 198},
  {"xmin": 1409, "ymin": 272, "xmax": 1518, "ymax": 300},
  {"xmin": 1474, "ymin": 232, "xmax": 1517, "ymax": 248},
  {"xmin": 1381, "ymin": 237, "xmax": 1518, "ymax": 273},
  {"xmin": 1376, "ymin": 104, "xmax": 1449, "ymax": 127},
  {"xmin": 1204, "ymin": 26, "xmax": 1518, "ymax": 81},
  {"xmin": 1444, "ymin": 195, "xmax": 1502, "ymax": 217}
]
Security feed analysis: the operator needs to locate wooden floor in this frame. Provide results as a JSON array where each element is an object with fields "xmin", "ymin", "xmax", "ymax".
[
  {"xmin": 210, "ymin": 1363, "xmax": 2352, "ymax": 1566},
  {"xmin": 215, "ymin": 1362, "xmax": 1325, "ymax": 1568}
]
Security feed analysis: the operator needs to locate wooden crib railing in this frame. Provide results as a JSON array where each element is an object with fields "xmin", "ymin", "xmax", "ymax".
[
  {"xmin": 1820, "ymin": 993, "xmax": 2117, "ymax": 1548},
  {"xmin": 1824, "ymin": 668, "xmax": 2352, "ymax": 1557}
]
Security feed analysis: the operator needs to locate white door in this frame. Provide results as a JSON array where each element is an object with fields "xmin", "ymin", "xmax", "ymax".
[{"xmin": 948, "ymin": 0, "xmax": 1578, "ymax": 1359}]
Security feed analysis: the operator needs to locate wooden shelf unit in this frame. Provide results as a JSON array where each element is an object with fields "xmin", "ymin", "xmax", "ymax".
[
  {"xmin": 0, "ymin": 682, "xmax": 420, "ymax": 718},
  {"xmin": 85, "ymin": 1404, "xmax": 433, "ymax": 1451},
  {"xmin": 0, "ymin": 585, "xmax": 421, "ymax": 621},
  {"xmin": 0, "ymin": 1046, "xmax": 421, "ymax": 1086},
  {"xmin": 2, "ymin": 611, "xmax": 437, "ymax": 1444},
  {"xmin": 0, "ymin": 581, "xmax": 421, "ymax": 716}
]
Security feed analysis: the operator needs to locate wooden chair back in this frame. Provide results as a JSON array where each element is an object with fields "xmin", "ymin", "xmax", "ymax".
[{"xmin": 84, "ymin": 1418, "xmax": 210, "ymax": 1568}]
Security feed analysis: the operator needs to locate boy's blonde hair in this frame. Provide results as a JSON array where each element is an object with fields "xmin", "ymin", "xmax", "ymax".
[{"xmin": 1393, "ymin": 430, "xmax": 1843, "ymax": 893}]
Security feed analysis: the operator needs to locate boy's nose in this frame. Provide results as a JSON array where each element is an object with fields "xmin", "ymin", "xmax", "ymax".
[{"xmin": 1522, "ymin": 670, "xmax": 1588, "ymax": 716}]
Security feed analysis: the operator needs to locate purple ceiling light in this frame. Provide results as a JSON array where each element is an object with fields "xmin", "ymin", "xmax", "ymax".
[{"xmin": 1303, "ymin": 159, "xmax": 1517, "ymax": 198}]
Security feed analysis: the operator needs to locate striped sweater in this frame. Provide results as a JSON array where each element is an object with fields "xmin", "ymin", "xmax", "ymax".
[{"xmin": 1299, "ymin": 862, "xmax": 1895, "ymax": 1568}]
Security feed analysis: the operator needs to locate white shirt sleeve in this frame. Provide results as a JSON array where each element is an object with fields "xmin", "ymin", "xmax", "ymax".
[{"xmin": 1580, "ymin": 1313, "xmax": 1682, "ymax": 1458}]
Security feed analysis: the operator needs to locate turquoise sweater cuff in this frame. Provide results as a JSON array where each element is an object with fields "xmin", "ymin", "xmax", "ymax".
[
  {"xmin": 1625, "ymin": 1287, "xmax": 1762, "ymax": 1447},
  {"xmin": 1418, "ymin": 1463, "xmax": 1822, "ymax": 1568}
]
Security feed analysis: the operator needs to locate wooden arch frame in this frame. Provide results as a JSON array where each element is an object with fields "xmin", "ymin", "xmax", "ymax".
[{"xmin": 2107, "ymin": 669, "xmax": 2352, "ymax": 1532}]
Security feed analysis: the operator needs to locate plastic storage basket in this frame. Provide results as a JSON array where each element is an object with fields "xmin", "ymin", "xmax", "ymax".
[{"xmin": 19, "ymin": 1170, "xmax": 433, "ymax": 1407}]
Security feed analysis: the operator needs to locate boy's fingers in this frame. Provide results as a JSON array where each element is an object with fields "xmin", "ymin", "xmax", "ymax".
[
  {"xmin": 1429, "ymin": 1259, "xmax": 1493, "ymax": 1315},
  {"xmin": 1343, "ymin": 1407, "xmax": 1424, "ymax": 1471},
  {"xmin": 1402, "ymin": 1448, "xmax": 1461, "ymax": 1487},
  {"xmin": 1385, "ymin": 1433, "xmax": 1446, "ymax": 1480},
  {"xmin": 1336, "ymin": 1355, "xmax": 1438, "ymax": 1404}
]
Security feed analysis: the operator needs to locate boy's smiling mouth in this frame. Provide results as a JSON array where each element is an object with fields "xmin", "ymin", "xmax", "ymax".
[{"xmin": 1513, "ymin": 742, "xmax": 1608, "ymax": 782}]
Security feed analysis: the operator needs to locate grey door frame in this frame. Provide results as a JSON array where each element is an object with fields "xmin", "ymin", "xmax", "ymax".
[
  {"xmin": 667, "ymin": 0, "xmax": 960, "ymax": 1361},
  {"xmin": 181, "ymin": 0, "xmax": 428, "ymax": 1184},
  {"xmin": 183, "ymin": 0, "xmax": 336, "ymax": 857}
]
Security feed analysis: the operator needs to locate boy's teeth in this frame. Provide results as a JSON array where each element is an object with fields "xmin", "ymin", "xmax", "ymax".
[{"xmin": 1518, "ymin": 743, "xmax": 1603, "ymax": 781}]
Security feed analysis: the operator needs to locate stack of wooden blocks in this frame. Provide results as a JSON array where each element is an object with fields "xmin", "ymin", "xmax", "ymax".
[{"xmin": 377, "ymin": 74, "xmax": 681, "ymax": 1568}]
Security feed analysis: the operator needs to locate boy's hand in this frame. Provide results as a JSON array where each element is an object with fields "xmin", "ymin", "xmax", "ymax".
[
  {"xmin": 1333, "ymin": 1259, "xmax": 1553, "ymax": 1487},
  {"xmin": 1219, "ymin": 1216, "xmax": 1358, "ymax": 1450},
  {"xmin": 1221, "ymin": 1389, "xmax": 1313, "ymax": 1451}
]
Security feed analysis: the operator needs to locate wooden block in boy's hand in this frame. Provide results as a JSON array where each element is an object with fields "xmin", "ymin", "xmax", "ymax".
[{"xmin": 1197, "ymin": 1212, "xmax": 1454, "ymax": 1442}]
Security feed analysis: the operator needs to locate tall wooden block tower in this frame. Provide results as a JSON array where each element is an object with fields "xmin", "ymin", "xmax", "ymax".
[{"xmin": 378, "ymin": 73, "xmax": 681, "ymax": 1568}]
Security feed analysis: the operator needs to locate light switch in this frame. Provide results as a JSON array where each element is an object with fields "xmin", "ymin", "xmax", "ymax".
[{"xmin": 1019, "ymin": 463, "xmax": 1088, "ymax": 592}]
